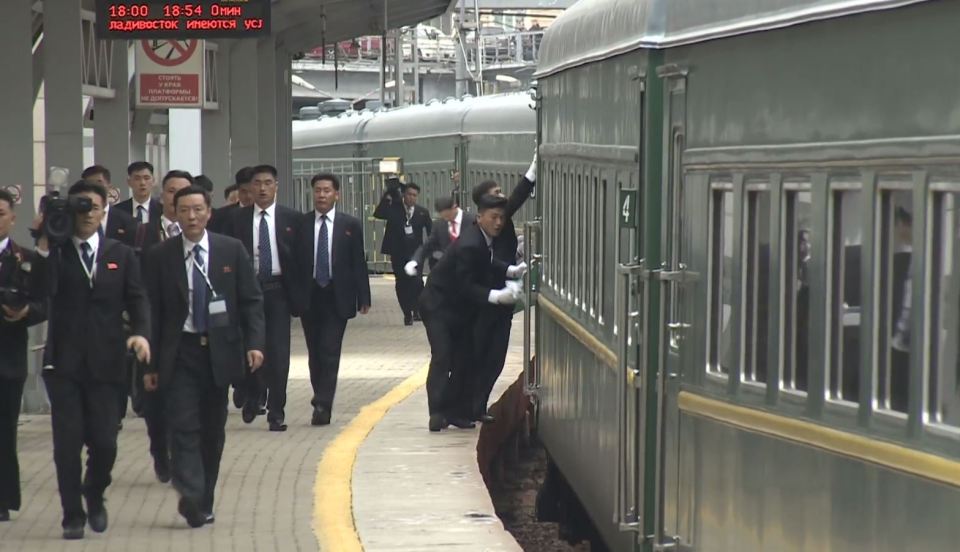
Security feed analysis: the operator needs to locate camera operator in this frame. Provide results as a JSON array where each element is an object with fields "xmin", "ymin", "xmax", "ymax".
[
  {"xmin": 32, "ymin": 180, "xmax": 151, "ymax": 540},
  {"xmin": 81, "ymin": 165, "xmax": 137, "ymax": 247},
  {"xmin": 0, "ymin": 189, "xmax": 46, "ymax": 523}
]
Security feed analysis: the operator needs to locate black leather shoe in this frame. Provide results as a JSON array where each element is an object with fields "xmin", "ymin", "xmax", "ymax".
[
  {"xmin": 448, "ymin": 417, "xmax": 476, "ymax": 429},
  {"xmin": 203, "ymin": 512, "xmax": 215, "ymax": 524},
  {"xmin": 479, "ymin": 414, "xmax": 496, "ymax": 424},
  {"xmin": 178, "ymin": 497, "xmax": 206, "ymax": 528},
  {"xmin": 412, "ymin": 311, "xmax": 422, "ymax": 322},
  {"xmin": 269, "ymin": 420, "xmax": 288, "ymax": 432},
  {"xmin": 404, "ymin": 314, "xmax": 413, "ymax": 326},
  {"xmin": 0, "ymin": 509, "xmax": 9, "ymax": 521},
  {"xmin": 154, "ymin": 455, "xmax": 171, "ymax": 483},
  {"xmin": 62, "ymin": 520, "xmax": 85, "ymax": 540},
  {"xmin": 86, "ymin": 498, "xmax": 108, "ymax": 533},
  {"xmin": 428, "ymin": 414, "xmax": 447, "ymax": 432},
  {"xmin": 242, "ymin": 404, "xmax": 257, "ymax": 424},
  {"xmin": 232, "ymin": 388, "xmax": 245, "ymax": 409},
  {"xmin": 311, "ymin": 407, "xmax": 331, "ymax": 426}
]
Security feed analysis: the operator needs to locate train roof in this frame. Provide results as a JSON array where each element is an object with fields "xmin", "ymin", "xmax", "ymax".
[
  {"xmin": 535, "ymin": 0, "xmax": 931, "ymax": 78},
  {"xmin": 292, "ymin": 93, "xmax": 534, "ymax": 150}
]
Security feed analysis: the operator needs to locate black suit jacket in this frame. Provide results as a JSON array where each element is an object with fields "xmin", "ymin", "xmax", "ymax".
[
  {"xmin": 412, "ymin": 211, "xmax": 477, "ymax": 271},
  {"xmin": 373, "ymin": 185, "xmax": 432, "ymax": 258},
  {"xmin": 0, "ymin": 241, "xmax": 47, "ymax": 380},
  {"xmin": 296, "ymin": 209, "xmax": 372, "ymax": 320},
  {"xmin": 209, "ymin": 203, "xmax": 240, "ymax": 235},
  {"xmin": 420, "ymin": 221, "xmax": 508, "ymax": 318},
  {"xmin": 115, "ymin": 197, "xmax": 162, "ymax": 224},
  {"xmin": 34, "ymin": 238, "xmax": 150, "ymax": 384},
  {"xmin": 229, "ymin": 204, "xmax": 304, "ymax": 316},
  {"xmin": 104, "ymin": 206, "xmax": 138, "ymax": 247},
  {"xmin": 144, "ymin": 233, "xmax": 265, "ymax": 388},
  {"xmin": 491, "ymin": 176, "xmax": 534, "ymax": 285}
]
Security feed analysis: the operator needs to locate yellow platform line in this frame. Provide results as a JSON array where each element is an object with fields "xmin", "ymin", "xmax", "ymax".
[{"xmin": 313, "ymin": 364, "xmax": 429, "ymax": 551}]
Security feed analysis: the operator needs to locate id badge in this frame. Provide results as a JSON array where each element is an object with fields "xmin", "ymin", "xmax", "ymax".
[
  {"xmin": 208, "ymin": 296, "xmax": 229, "ymax": 328},
  {"xmin": 404, "ymin": 224, "xmax": 414, "ymax": 235}
]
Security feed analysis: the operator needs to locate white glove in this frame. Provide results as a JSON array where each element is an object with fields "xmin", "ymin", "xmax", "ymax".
[
  {"xmin": 404, "ymin": 260, "xmax": 418, "ymax": 276},
  {"xmin": 506, "ymin": 262, "xmax": 528, "ymax": 279},
  {"xmin": 504, "ymin": 280, "xmax": 523, "ymax": 302},
  {"xmin": 487, "ymin": 288, "xmax": 518, "ymax": 306},
  {"xmin": 525, "ymin": 151, "xmax": 537, "ymax": 183}
]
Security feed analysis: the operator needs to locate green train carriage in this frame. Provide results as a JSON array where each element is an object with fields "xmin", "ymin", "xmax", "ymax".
[{"xmin": 525, "ymin": 0, "xmax": 960, "ymax": 550}]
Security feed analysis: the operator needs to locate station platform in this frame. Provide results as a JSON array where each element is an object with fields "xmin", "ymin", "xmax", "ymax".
[{"xmin": 0, "ymin": 278, "xmax": 524, "ymax": 551}]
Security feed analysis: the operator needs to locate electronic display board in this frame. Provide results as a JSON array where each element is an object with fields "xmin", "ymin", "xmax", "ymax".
[{"xmin": 95, "ymin": 0, "xmax": 270, "ymax": 39}]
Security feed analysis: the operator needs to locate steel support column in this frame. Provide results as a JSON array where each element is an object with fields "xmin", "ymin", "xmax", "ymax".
[
  {"xmin": 256, "ymin": 36, "xmax": 279, "ymax": 166},
  {"xmin": 0, "ymin": 0, "xmax": 35, "ymax": 239},
  {"xmin": 274, "ymin": 46, "xmax": 294, "ymax": 207},
  {"xmin": 229, "ymin": 40, "xmax": 260, "ymax": 170},
  {"xmin": 44, "ymin": 0, "xmax": 84, "ymax": 181},
  {"xmin": 202, "ymin": 43, "xmax": 231, "ymax": 201},
  {"xmin": 93, "ymin": 40, "xmax": 130, "ymax": 188}
]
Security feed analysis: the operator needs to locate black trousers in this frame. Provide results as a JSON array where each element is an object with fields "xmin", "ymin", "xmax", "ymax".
[
  {"xmin": 472, "ymin": 306, "xmax": 514, "ymax": 417},
  {"xmin": 301, "ymin": 285, "xmax": 348, "ymax": 412},
  {"xmin": 42, "ymin": 371, "xmax": 121, "ymax": 525},
  {"xmin": 165, "ymin": 334, "xmax": 228, "ymax": 512},
  {"xmin": 391, "ymin": 255, "xmax": 423, "ymax": 317},
  {"xmin": 245, "ymin": 283, "xmax": 292, "ymax": 423},
  {"xmin": 0, "ymin": 376, "xmax": 25, "ymax": 511},
  {"xmin": 143, "ymin": 389, "xmax": 168, "ymax": 462},
  {"xmin": 420, "ymin": 301, "xmax": 474, "ymax": 418}
]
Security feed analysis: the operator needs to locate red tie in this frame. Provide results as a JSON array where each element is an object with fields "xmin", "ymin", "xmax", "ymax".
[{"xmin": 450, "ymin": 220, "xmax": 458, "ymax": 241}]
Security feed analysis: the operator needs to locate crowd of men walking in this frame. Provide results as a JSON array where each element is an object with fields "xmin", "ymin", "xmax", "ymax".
[{"xmin": 0, "ymin": 151, "xmax": 535, "ymax": 539}]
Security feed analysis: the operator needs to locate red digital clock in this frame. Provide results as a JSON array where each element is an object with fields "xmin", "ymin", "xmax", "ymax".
[{"xmin": 95, "ymin": 0, "xmax": 270, "ymax": 39}]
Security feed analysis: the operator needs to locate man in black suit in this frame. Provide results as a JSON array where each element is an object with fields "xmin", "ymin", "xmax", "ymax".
[
  {"xmin": 0, "ymin": 189, "xmax": 46, "ymax": 523},
  {"xmin": 228, "ymin": 164, "xmax": 302, "ymax": 431},
  {"xmin": 469, "ymin": 155, "xmax": 536, "ymax": 422},
  {"xmin": 419, "ymin": 194, "xmax": 525, "ymax": 431},
  {"xmin": 406, "ymin": 195, "xmax": 475, "ymax": 275},
  {"xmin": 136, "ymin": 170, "xmax": 194, "ymax": 484},
  {"xmin": 114, "ymin": 161, "xmax": 161, "ymax": 228},
  {"xmin": 209, "ymin": 166, "xmax": 254, "ymax": 236},
  {"xmin": 34, "ymin": 180, "xmax": 151, "ymax": 539},
  {"xmin": 81, "ymin": 165, "xmax": 138, "ymax": 247},
  {"xmin": 143, "ymin": 185, "xmax": 264, "ymax": 527},
  {"xmin": 374, "ymin": 179, "xmax": 431, "ymax": 325},
  {"xmin": 297, "ymin": 173, "xmax": 371, "ymax": 426}
]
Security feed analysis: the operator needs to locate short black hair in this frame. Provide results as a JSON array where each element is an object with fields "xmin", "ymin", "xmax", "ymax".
[
  {"xmin": 404, "ymin": 182, "xmax": 421, "ymax": 193},
  {"xmin": 195, "ymin": 174, "xmax": 215, "ymax": 193},
  {"xmin": 251, "ymin": 164, "xmax": 278, "ymax": 179},
  {"xmin": 173, "ymin": 185, "xmax": 212, "ymax": 208},
  {"xmin": 434, "ymin": 195, "xmax": 457, "ymax": 212},
  {"xmin": 311, "ymin": 173, "xmax": 340, "ymax": 191},
  {"xmin": 223, "ymin": 184, "xmax": 238, "ymax": 200},
  {"xmin": 81, "ymin": 165, "xmax": 111, "ymax": 183},
  {"xmin": 67, "ymin": 179, "xmax": 108, "ymax": 205},
  {"xmin": 0, "ymin": 189, "xmax": 14, "ymax": 209},
  {"xmin": 472, "ymin": 180, "xmax": 499, "ymax": 206},
  {"xmin": 127, "ymin": 161, "xmax": 154, "ymax": 175},
  {"xmin": 162, "ymin": 170, "xmax": 195, "ymax": 188},
  {"xmin": 235, "ymin": 166, "xmax": 255, "ymax": 186},
  {"xmin": 476, "ymin": 194, "xmax": 507, "ymax": 213}
]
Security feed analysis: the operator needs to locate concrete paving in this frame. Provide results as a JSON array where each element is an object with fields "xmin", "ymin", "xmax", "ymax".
[{"xmin": 353, "ymin": 317, "xmax": 525, "ymax": 551}]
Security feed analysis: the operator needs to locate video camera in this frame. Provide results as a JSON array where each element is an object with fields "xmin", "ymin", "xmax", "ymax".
[
  {"xmin": 30, "ymin": 169, "xmax": 94, "ymax": 246},
  {"xmin": 0, "ymin": 286, "xmax": 27, "ymax": 310}
]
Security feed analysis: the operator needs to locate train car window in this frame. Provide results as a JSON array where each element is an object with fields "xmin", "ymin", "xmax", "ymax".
[
  {"xmin": 783, "ymin": 186, "xmax": 812, "ymax": 392},
  {"xmin": 828, "ymin": 185, "xmax": 863, "ymax": 404},
  {"xmin": 598, "ymin": 176, "xmax": 608, "ymax": 326},
  {"xmin": 587, "ymin": 171, "xmax": 596, "ymax": 319},
  {"xmin": 574, "ymin": 171, "xmax": 583, "ymax": 309},
  {"xmin": 708, "ymin": 181, "xmax": 734, "ymax": 376},
  {"xmin": 744, "ymin": 185, "xmax": 772, "ymax": 385},
  {"xmin": 876, "ymin": 185, "xmax": 913, "ymax": 413},
  {"xmin": 561, "ymin": 168, "xmax": 570, "ymax": 301},
  {"xmin": 928, "ymin": 187, "xmax": 960, "ymax": 426}
]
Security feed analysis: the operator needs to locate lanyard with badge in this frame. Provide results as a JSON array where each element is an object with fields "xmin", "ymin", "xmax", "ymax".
[
  {"xmin": 404, "ymin": 207, "xmax": 414, "ymax": 236},
  {"xmin": 78, "ymin": 245, "xmax": 96, "ymax": 288},
  {"xmin": 188, "ymin": 249, "xmax": 229, "ymax": 325}
]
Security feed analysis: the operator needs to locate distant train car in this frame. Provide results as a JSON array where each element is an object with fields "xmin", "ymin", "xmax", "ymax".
[
  {"xmin": 525, "ymin": 1, "xmax": 960, "ymax": 551},
  {"xmin": 291, "ymin": 93, "xmax": 536, "ymax": 271}
]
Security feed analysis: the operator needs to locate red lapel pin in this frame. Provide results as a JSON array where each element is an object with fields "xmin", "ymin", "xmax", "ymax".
[
  {"xmin": 107, "ymin": 262, "xmax": 119, "ymax": 270},
  {"xmin": 223, "ymin": 266, "xmax": 233, "ymax": 273}
]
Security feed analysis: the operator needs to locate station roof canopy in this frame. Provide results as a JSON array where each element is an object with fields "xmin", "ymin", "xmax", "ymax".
[{"xmin": 273, "ymin": 0, "xmax": 455, "ymax": 53}]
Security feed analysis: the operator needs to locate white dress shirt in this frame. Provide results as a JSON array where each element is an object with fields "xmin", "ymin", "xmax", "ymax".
[
  {"xmin": 451, "ymin": 208, "xmax": 464, "ymax": 238},
  {"xmin": 182, "ymin": 231, "xmax": 210, "ymax": 333},
  {"xmin": 313, "ymin": 206, "xmax": 336, "ymax": 280},
  {"xmin": 100, "ymin": 204, "xmax": 110, "ymax": 232},
  {"xmin": 133, "ymin": 198, "xmax": 152, "ymax": 224},
  {"xmin": 161, "ymin": 215, "xmax": 180, "ymax": 239},
  {"xmin": 252, "ymin": 202, "xmax": 281, "ymax": 276},
  {"xmin": 72, "ymin": 231, "xmax": 100, "ymax": 282},
  {"xmin": 0, "ymin": 237, "xmax": 9, "ymax": 271}
]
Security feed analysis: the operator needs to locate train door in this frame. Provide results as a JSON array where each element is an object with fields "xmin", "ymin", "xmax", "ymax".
[{"xmin": 652, "ymin": 65, "xmax": 695, "ymax": 551}]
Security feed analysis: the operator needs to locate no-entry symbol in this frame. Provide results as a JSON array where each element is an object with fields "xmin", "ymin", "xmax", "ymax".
[{"xmin": 141, "ymin": 39, "xmax": 199, "ymax": 67}]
